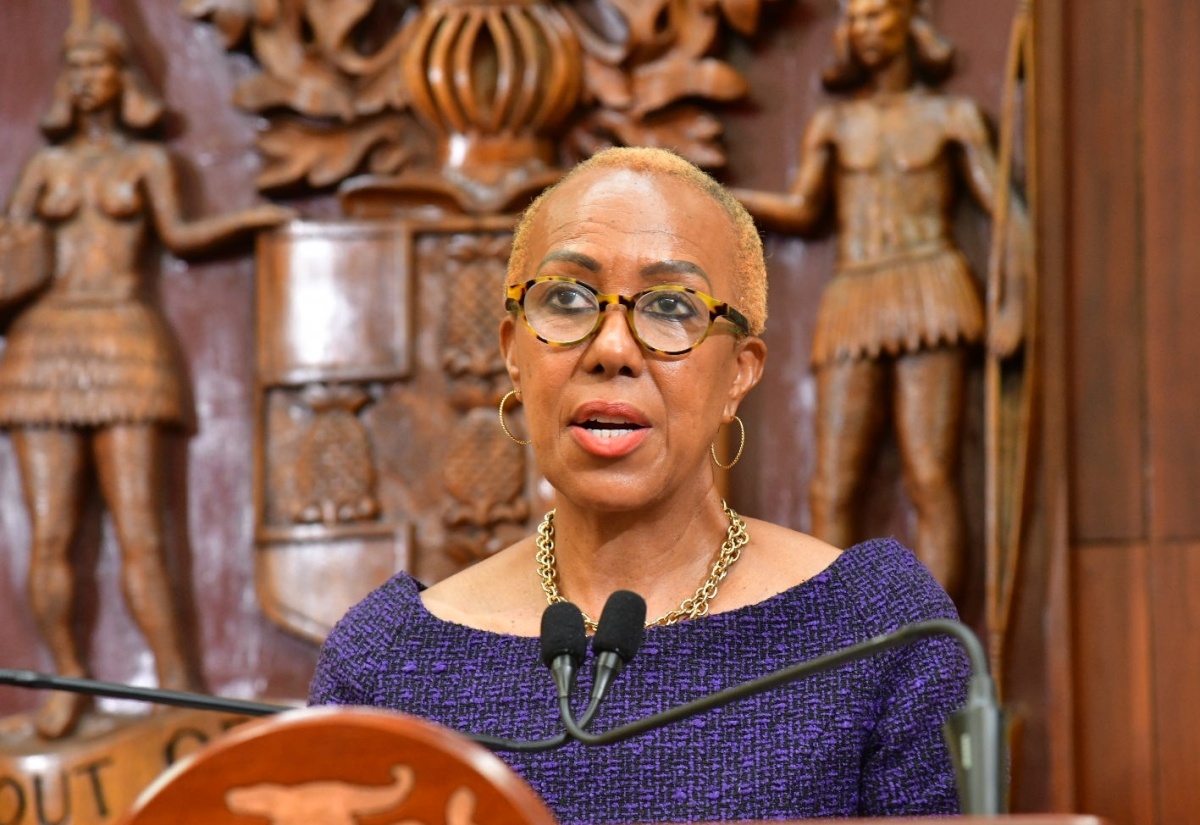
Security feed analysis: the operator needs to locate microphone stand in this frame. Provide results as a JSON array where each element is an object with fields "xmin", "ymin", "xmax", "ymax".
[
  {"xmin": 469, "ymin": 698, "xmax": 614, "ymax": 753},
  {"xmin": 554, "ymin": 618, "xmax": 1007, "ymax": 816},
  {"xmin": 0, "ymin": 667, "xmax": 581, "ymax": 754},
  {"xmin": 0, "ymin": 668, "xmax": 292, "ymax": 717}
]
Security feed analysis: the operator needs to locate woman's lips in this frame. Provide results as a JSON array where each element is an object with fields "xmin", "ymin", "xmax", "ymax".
[{"xmin": 569, "ymin": 402, "xmax": 651, "ymax": 458}]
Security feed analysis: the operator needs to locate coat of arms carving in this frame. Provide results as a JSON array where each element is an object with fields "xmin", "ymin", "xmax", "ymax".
[{"xmin": 185, "ymin": 0, "xmax": 776, "ymax": 640}]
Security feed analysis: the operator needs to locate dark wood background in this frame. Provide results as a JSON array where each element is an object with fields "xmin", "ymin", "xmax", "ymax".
[
  {"xmin": 1059, "ymin": 1, "xmax": 1200, "ymax": 824},
  {"xmin": 1, "ymin": 2, "xmax": 1197, "ymax": 823}
]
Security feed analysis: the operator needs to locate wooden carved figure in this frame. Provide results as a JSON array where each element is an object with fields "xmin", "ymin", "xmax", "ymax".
[
  {"xmin": 0, "ymin": 10, "xmax": 291, "ymax": 740},
  {"xmin": 732, "ymin": 0, "xmax": 1029, "ymax": 599}
]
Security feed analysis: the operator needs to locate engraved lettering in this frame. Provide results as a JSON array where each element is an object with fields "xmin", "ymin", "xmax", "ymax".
[
  {"xmin": 0, "ymin": 776, "xmax": 28, "ymax": 825},
  {"xmin": 32, "ymin": 771, "xmax": 69, "ymax": 825},
  {"xmin": 165, "ymin": 727, "xmax": 209, "ymax": 766},
  {"xmin": 75, "ymin": 758, "xmax": 114, "ymax": 818}
]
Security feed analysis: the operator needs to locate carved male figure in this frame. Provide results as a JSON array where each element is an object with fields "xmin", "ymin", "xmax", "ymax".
[{"xmin": 732, "ymin": 0, "xmax": 1028, "ymax": 598}]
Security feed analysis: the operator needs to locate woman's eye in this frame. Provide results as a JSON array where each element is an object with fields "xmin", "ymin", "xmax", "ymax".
[
  {"xmin": 543, "ymin": 284, "xmax": 593, "ymax": 312},
  {"xmin": 643, "ymin": 292, "xmax": 699, "ymax": 320}
]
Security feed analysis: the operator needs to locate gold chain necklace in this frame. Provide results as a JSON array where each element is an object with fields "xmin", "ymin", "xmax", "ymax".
[{"xmin": 535, "ymin": 500, "xmax": 750, "ymax": 632}]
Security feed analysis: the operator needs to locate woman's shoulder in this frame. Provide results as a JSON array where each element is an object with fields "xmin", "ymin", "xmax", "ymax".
[
  {"xmin": 713, "ymin": 518, "xmax": 837, "ymax": 615},
  {"xmin": 312, "ymin": 572, "xmax": 431, "ymax": 700},
  {"xmin": 727, "ymin": 520, "xmax": 956, "ymax": 627},
  {"xmin": 736, "ymin": 517, "xmax": 840, "ymax": 583},
  {"xmin": 828, "ymin": 536, "xmax": 961, "ymax": 627},
  {"xmin": 325, "ymin": 570, "xmax": 426, "ymax": 642},
  {"xmin": 418, "ymin": 539, "xmax": 547, "ymax": 637}
]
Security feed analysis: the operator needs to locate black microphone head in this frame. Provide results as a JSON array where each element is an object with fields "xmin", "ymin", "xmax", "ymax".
[
  {"xmin": 592, "ymin": 590, "xmax": 647, "ymax": 663},
  {"xmin": 540, "ymin": 601, "xmax": 588, "ymax": 669}
]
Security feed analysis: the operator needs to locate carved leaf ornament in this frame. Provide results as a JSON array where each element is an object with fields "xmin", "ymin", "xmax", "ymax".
[{"xmin": 183, "ymin": 0, "xmax": 777, "ymax": 190}]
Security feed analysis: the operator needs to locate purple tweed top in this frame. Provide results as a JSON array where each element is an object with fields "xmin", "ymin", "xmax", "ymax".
[{"xmin": 309, "ymin": 538, "xmax": 969, "ymax": 823}]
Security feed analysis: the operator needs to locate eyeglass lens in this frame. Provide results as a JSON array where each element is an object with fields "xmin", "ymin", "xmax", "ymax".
[{"xmin": 523, "ymin": 280, "xmax": 712, "ymax": 353}]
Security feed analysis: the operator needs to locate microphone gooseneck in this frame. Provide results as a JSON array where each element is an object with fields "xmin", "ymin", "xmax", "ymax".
[
  {"xmin": 455, "ymin": 601, "xmax": 588, "ymax": 753},
  {"xmin": 555, "ymin": 615, "xmax": 1006, "ymax": 816},
  {"xmin": 565, "ymin": 618, "xmax": 989, "ymax": 741},
  {"xmin": 0, "ymin": 665, "xmax": 573, "ymax": 755},
  {"xmin": 944, "ymin": 672, "xmax": 1007, "ymax": 816}
]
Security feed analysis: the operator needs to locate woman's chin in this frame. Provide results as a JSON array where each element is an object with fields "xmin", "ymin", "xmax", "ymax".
[{"xmin": 547, "ymin": 462, "xmax": 711, "ymax": 517}]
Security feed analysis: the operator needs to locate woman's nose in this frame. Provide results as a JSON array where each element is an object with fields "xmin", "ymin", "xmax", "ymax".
[
  {"xmin": 598, "ymin": 304, "xmax": 640, "ymax": 341},
  {"xmin": 583, "ymin": 307, "xmax": 644, "ymax": 375}
]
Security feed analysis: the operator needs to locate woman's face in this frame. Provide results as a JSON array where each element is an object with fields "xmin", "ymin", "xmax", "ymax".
[
  {"xmin": 847, "ymin": 0, "xmax": 911, "ymax": 71},
  {"xmin": 66, "ymin": 44, "xmax": 121, "ymax": 114},
  {"xmin": 501, "ymin": 168, "xmax": 766, "ymax": 513}
]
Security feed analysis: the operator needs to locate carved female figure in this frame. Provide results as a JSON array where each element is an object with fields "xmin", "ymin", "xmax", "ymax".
[
  {"xmin": 732, "ymin": 0, "xmax": 1027, "ymax": 599},
  {"xmin": 0, "ymin": 16, "xmax": 290, "ymax": 739}
]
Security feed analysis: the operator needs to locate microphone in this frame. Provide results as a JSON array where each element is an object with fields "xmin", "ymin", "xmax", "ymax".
[
  {"xmin": 476, "ymin": 594, "xmax": 644, "ymax": 751},
  {"xmin": 584, "ymin": 590, "xmax": 646, "ymax": 714},
  {"xmin": 553, "ymin": 616, "xmax": 1007, "ymax": 816},
  {"xmin": 540, "ymin": 601, "xmax": 588, "ymax": 701}
]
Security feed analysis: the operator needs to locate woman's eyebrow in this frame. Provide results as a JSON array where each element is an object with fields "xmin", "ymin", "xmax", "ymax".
[
  {"xmin": 537, "ymin": 250, "xmax": 601, "ymax": 273},
  {"xmin": 640, "ymin": 259, "xmax": 713, "ymax": 288},
  {"xmin": 535, "ymin": 251, "xmax": 713, "ymax": 288}
]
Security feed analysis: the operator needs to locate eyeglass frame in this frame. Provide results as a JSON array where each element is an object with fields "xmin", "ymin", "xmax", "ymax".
[{"xmin": 504, "ymin": 275, "xmax": 751, "ymax": 356}]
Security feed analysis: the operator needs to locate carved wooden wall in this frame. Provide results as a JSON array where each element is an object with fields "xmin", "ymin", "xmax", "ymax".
[
  {"xmin": 252, "ymin": 216, "xmax": 546, "ymax": 642},
  {"xmin": 8, "ymin": 1, "xmax": 1195, "ymax": 822}
]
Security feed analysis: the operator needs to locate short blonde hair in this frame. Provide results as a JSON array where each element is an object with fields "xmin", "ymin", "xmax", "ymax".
[{"xmin": 507, "ymin": 147, "xmax": 767, "ymax": 335}]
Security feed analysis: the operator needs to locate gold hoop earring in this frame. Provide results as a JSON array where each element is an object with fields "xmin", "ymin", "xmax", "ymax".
[
  {"xmin": 499, "ymin": 389, "xmax": 531, "ymax": 445},
  {"xmin": 710, "ymin": 415, "xmax": 745, "ymax": 469}
]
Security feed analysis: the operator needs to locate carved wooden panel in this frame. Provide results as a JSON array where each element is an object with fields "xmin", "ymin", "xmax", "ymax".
[
  {"xmin": 0, "ymin": 1, "xmax": 1081, "ymax": 818},
  {"xmin": 178, "ymin": 0, "xmax": 782, "ymax": 644},
  {"xmin": 254, "ymin": 219, "xmax": 549, "ymax": 642},
  {"xmin": 184, "ymin": 0, "xmax": 775, "ymax": 195}
]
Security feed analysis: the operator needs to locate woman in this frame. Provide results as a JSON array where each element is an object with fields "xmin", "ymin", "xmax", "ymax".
[
  {"xmin": 0, "ymin": 16, "xmax": 291, "ymax": 739},
  {"xmin": 730, "ymin": 0, "xmax": 1028, "ymax": 599},
  {"xmin": 310, "ymin": 147, "xmax": 969, "ymax": 820}
]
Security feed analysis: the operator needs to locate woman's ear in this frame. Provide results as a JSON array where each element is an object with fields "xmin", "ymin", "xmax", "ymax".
[
  {"xmin": 724, "ymin": 336, "xmax": 767, "ymax": 420},
  {"xmin": 499, "ymin": 314, "xmax": 521, "ymax": 389}
]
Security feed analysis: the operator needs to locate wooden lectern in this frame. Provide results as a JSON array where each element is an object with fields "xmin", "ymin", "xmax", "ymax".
[
  {"xmin": 116, "ymin": 708, "xmax": 557, "ymax": 825},
  {"xmin": 781, "ymin": 820, "xmax": 1109, "ymax": 825},
  {"xmin": 117, "ymin": 708, "xmax": 1110, "ymax": 825}
]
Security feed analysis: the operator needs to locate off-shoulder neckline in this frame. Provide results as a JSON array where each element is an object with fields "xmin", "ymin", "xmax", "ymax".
[{"xmin": 393, "ymin": 538, "xmax": 906, "ymax": 641}]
